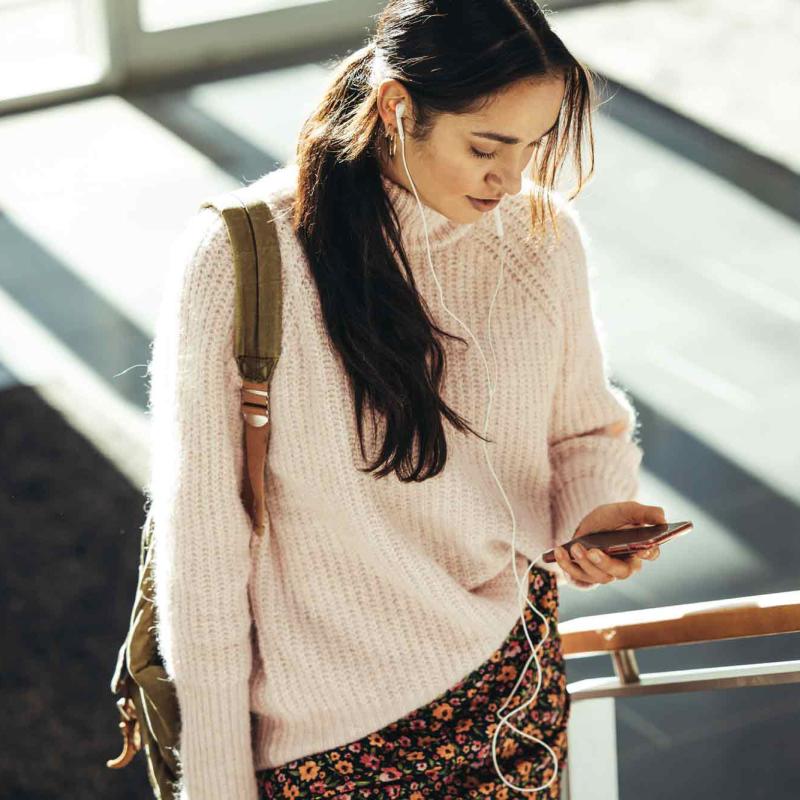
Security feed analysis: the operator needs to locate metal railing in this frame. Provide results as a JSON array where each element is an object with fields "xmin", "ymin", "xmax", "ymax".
[{"xmin": 558, "ymin": 590, "xmax": 800, "ymax": 799}]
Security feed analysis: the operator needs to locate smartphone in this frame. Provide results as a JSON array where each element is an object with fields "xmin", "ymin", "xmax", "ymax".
[{"xmin": 540, "ymin": 521, "xmax": 693, "ymax": 563}]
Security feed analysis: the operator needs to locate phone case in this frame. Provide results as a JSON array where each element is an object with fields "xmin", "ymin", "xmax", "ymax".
[{"xmin": 540, "ymin": 521, "xmax": 693, "ymax": 563}]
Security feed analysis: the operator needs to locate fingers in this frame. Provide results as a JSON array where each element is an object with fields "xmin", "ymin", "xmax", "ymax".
[
  {"xmin": 568, "ymin": 543, "xmax": 629, "ymax": 582},
  {"xmin": 623, "ymin": 554, "xmax": 643, "ymax": 574},
  {"xmin": 554, "ymin": 546, "xmax": 601, "ymax": 585},
  {"xmin": 557, "ymin": 544, "xmax": 618, "ymax": 584},
  {"xmin": 554, "ymin": 543, "xmax": 662, "ymax": 587}
]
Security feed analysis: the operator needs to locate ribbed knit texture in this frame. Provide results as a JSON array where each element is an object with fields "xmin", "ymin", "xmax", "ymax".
[{"xmin": 147, "ymin": 162, "xmax": 643, "ymax": 799}]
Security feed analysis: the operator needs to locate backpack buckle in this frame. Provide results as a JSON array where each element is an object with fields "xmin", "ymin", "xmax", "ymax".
[
  {"xmin": 106, "ymin": 695, "xmax": 141, "ymax": 769},
  {"xmin": 242, "ymin": 383, "xmax": 269, "ymax": 427}
]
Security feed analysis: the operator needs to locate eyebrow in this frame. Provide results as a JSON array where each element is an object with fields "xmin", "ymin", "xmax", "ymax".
[{"xmin": 469, "ymin": 117, "xmax": 560, "ymax": 146}]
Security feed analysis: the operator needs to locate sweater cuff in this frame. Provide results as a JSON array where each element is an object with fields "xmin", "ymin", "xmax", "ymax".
[
  {"xmin": 550, "ymin": 472, "xmax": 633, "ymax": 549},
  {"xmin": 543, "ymin": 436, "xmax": 643, "ymax": 572},
  {"xmin": 174, "ymin": 678, "xmax": 258, "ymax": 800}
]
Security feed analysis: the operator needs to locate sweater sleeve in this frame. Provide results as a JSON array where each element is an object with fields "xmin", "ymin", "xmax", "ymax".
[
  {"xmin": 542, "ymin": 197, "xmax": 644, "ymax": 579},
  {"xmin": 147, "ymin": 207, "xmax": 258, "ymax": 800}
]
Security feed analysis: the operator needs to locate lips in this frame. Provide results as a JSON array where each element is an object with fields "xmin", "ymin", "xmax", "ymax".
[{"xmin": 467, "ymin": 195, "xmax": 502, "ymax": 212}]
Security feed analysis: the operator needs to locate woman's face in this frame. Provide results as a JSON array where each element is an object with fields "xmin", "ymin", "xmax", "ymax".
[{"xmin": 378, "ymin": 75, "xmax": 567, "ymax": 224}]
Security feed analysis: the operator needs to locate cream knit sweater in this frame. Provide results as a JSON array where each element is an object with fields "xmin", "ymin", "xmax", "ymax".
[{"xmin": 148, "ymin": 162, "xmax": 643, "ymax": 799}]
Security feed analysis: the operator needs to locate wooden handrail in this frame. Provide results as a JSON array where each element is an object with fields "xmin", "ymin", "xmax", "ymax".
[{"xmin": 557, "ymin": 590, "xmax": 800, "ymax": 657}]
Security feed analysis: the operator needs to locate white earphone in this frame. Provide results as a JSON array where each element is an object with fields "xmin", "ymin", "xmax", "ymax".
[{"xmin": 393, "ymin": 99, "xmax": 560, "ymax": 794}]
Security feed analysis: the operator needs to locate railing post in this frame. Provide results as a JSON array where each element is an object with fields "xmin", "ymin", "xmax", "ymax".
[{"xmin": 566, "ymin": 696, "xmax": 618, "ymax": 800}]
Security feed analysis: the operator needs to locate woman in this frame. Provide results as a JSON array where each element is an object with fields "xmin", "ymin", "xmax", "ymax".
[{"xmin": 148, "ymin": 1, "xmax": 664, "ymax": 798}]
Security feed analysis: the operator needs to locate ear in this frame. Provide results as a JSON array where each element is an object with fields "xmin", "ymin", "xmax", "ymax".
[{"xmin": 377, "ymin": 80, "xmax": 409, "ymax": 129}]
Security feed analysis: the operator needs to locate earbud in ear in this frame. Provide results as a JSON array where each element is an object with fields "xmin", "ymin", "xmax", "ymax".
[{"xmin": 395, "ymin": 101, "xmax": 406, "ymax": 142}]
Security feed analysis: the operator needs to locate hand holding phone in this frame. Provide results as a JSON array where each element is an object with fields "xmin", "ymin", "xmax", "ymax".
[{"xmin": 541, "ymin": 520, "xmax": 693, "ymax": 564}]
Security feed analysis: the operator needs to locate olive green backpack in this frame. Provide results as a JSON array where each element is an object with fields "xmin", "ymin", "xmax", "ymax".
[{"xmin": 105, "ymin": 182, "xmax": 283, "ymax": 799}]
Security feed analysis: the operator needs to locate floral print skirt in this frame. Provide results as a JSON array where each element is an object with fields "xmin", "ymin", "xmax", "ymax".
[{"xmin": 256, "ymin": 565, "xmax": 570, "ymax": 799}]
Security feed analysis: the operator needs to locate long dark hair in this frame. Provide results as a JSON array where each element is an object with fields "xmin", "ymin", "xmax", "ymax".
[{"xmin": 292, "ymin": 0, "xmax": 598, "ymax": 482}]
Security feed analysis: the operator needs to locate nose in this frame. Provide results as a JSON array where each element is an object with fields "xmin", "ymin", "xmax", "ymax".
[{"xmin": 487, "ymin": 164, "xmax": 522, "ymax": 198}]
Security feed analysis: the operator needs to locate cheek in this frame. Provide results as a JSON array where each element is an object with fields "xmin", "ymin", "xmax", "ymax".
[
  {"xmin": 418, "ymin": 140, "xmax": 487, "ymax": 196},
  {"xmin": 430, "ymin": 155, "xmax": 474, "ymax": 194}
]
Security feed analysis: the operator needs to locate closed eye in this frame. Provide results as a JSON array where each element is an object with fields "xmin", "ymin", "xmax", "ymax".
[{"xmin": 470, "ymin": 140, "xmax": 538, "ymax": 161}]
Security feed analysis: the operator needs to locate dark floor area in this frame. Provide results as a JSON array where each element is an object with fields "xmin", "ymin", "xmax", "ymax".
[{"xmin": 1, "ymin": 384, "xmax": 150, "ymax": 799}]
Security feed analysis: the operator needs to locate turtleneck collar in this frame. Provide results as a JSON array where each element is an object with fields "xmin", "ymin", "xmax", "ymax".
[{"xmin": 380, "ymin": 173, "xmax": 494, "ymax": 254}]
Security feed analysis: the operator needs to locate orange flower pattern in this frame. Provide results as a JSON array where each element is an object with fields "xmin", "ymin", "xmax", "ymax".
[{"xmin": 256, "ymin": 567, "xmax": 569, "ymax": 798}]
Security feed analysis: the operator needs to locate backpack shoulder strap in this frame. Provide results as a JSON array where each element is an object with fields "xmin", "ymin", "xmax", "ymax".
[{"xmin": 198, "ymin": 182, "xmax": 284, "ymax": 537}]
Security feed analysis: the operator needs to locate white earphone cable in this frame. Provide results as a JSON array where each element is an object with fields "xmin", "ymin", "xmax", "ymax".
[{"xmin": 394, "ymin": 100, "xmax": 560, "ymax": 794}]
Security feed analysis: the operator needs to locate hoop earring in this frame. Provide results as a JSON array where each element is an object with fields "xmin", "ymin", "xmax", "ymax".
[{"xmin": 384, "ymin": 125, "xmax": 397, "ymax": 158}]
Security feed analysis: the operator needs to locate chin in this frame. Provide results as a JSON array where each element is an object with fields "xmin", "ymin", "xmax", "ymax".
[{"xmin": 450, "ymin": 204, "xmax": 481, "ymax": 223}]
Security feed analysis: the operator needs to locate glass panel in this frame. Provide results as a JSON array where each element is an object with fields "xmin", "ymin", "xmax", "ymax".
[
  {"xmin": 138, "ymin": 0, "xmax": 325, "ymax": 32},
  {"xmin": 0, "ymin": 0, "xmax": 106, "ymax": 102},
  {"xmin": 0, "ymin": 0, "xmax": 106, "ymax": 101}
]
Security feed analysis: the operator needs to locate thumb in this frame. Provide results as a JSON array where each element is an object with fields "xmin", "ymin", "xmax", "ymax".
[{"xmin": 621, "ymin": 501, "xmax": 667, "ymax": 525}]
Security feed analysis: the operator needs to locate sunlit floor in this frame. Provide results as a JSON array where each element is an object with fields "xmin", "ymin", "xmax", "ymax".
[
  {"xmin": 550, "ymin": 0, "xmax": 800, "ymax": 173},
  {"xmin": 0, "ymin": 2, "xmax": 798, "ymax": 799}
]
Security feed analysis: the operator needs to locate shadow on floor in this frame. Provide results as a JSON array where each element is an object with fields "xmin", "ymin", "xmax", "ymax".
[{"xmin": 1, "ymin": 383, "xmax": 151, "ymax": 799}]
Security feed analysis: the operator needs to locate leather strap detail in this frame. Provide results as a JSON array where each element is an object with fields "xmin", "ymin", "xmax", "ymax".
[{"xmin": 240, "ymin": 379, "xmax": 271, "ymax": 536}]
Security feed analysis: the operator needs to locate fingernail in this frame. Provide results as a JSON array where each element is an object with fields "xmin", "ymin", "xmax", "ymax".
[
  {"xmin": 572, "ymin": 543, "xmax": 584, "ymax": 557},
  {"xmin": 588, "ymin": 549, "xmax": 601, "ymax": 563}
]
